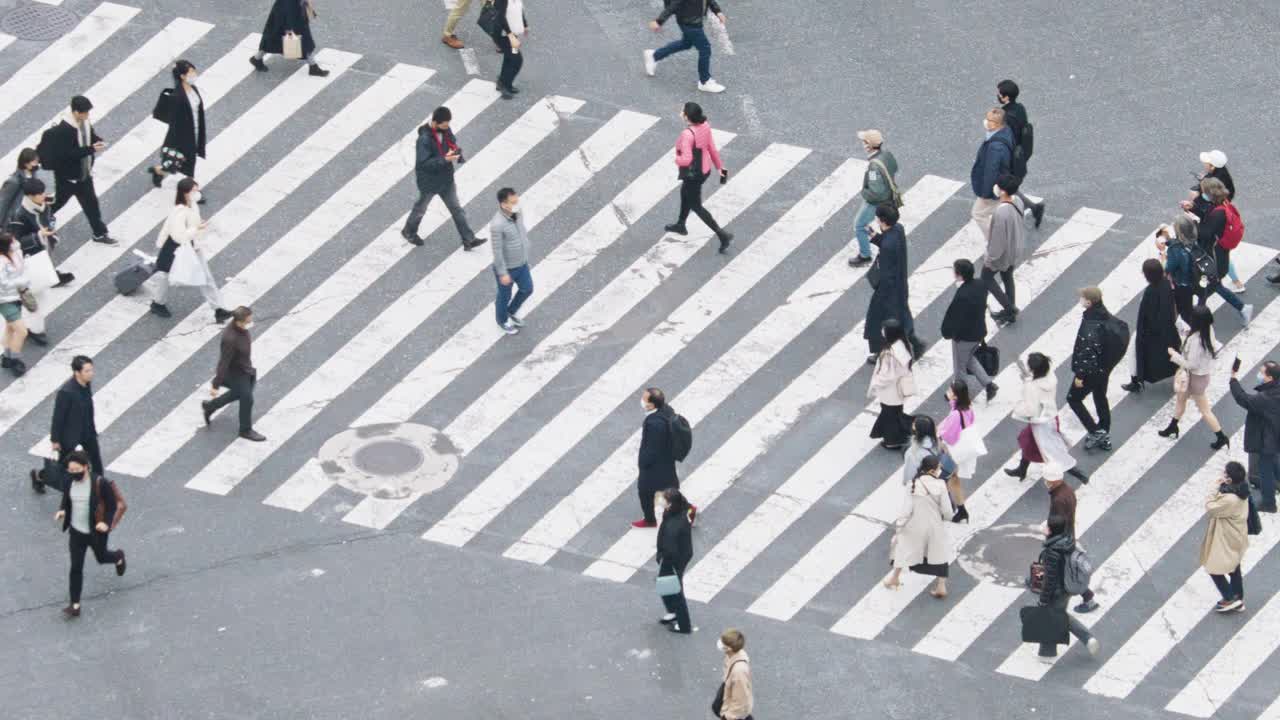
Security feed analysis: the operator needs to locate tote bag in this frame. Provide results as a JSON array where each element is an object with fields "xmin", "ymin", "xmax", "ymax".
[
  {"xmin": 282, "ymin": 32, "xmax": 304, "ymax": 60},
  {"xmin": 24, "ymin": 250, "xmax": 59, "ymax": 292},
  {"xmin": 655, "ymin": 573, "xmax": 682, "ymax": 597},
  {"xmin": 168, "ymin": 243, "xmax": 209, "ymax": 287}
]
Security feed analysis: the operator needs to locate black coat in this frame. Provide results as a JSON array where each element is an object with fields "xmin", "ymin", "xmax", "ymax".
[
  {"xmin": 656, "ymin": 509, "xmax": 693, "ymax": 574},
  {"xmin": 1002, "ymin": 100, "xmax": 1030, "ymax": 177},
  {"xmin": 638, "ymin": 406, "xmax": 678, "ymax": 490},
  {"xmin": 51, "ymin": 377, "xmax": 97, "ymax": 451},
  {"xmin": 40, "ymin": 119, "xmax": 101, "ymax": 179},
  {"xmin": 161, "ymin": 85, "xmax": 206, "ymax": 161},
  {"xmin": 1133, "ymin": 280, "xmax": 1180, "ymax": 383},
  {"xmin": 863, "ymin": 223, "xmax": 914, "ymax": 341},
  {"xmin": 1037, "ymin": 533, "xmax": 1074, "ymax": 605},
  {"xmin": 1230, "ymin": 378, "xmax": 1280, "ymax": 455},
  {"xmin": 412, "ymin": 124, "xmax": 461, "ymax": 194},
  {"xmin": 940, "ymin": 278, "xmax": 988, "ymax": 343},
  {"xmin": 257, "ymin": 0, "xmax": 316, "ymax": 57},
  {"xmin": 7, "ymin": 202, "xmax": 55, "ymax": 257}
]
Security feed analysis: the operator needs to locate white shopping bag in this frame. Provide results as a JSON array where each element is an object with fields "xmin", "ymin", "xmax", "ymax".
[
  {"xmin": 168, "ymin": 243, "xmax": 209, "ymax": 287},
  {"xmin": 24, "ymin": 250, "xmax": 59, "ymax": 292}
]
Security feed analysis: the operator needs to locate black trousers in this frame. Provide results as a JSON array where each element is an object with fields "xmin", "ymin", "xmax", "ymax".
[
  {"xmin": 1173, "ymin": 284, "xmax": 1196, "ymax": 325},
  {"xmin": 982, "ymin": 266, "xmax": 1016, "ymax": 312},
  {"xmin": 208, "ymin": 373, "xmax": 256, "ymax": 433},
  {"xmin": 1067, "ymin": 372, "xmax": 1111, "ymax": 433},
  {"xmin": 496, "ymin": 35, "xmax": 523, "ymax": 89},
  {"xmin": 638, "ymin": 480, "xmax": 678, "ymax": 524},
  {"xmin": 659, "ymin": 559, "xmax": 692, "ymax": 632},
  {"xmin": 61, "ymin": 436, "xmax": 105, "ymax": 478},
  {"xmin": 69, "ymin": 528, "xmax": 120, "ymax": 603},
  {"xmin": 676, "ymin": 171, "xmax": 722, "ymax": 233},
  {"xmin": 51, "ymin": 175, "xmax": 109, "ymax": 237}
]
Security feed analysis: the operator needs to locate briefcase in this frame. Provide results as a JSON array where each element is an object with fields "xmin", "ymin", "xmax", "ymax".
[
  {"xmin": 114, "ymin": 259, "xmax": 155, "ymax": 296},
  {"xmin": 1020, "ymin": 605, "xmax": 1069, "ymax": 645},
  {"xmin": 41, "ymin": 456, "xmax": 69, "ymax": 493}
]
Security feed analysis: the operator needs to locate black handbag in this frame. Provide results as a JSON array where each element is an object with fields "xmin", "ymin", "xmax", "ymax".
[
  {"xmin": 41, "ymin": 456, "xmax": 69, "ymax": 493},
  {"xmin": 866, "ymin": 255, "xmax": 882, "ymax": 289},
  {"xmin": 151, "ymin": 88, "xmax": 174, "ymax": 123},
  {"xmin": 1248, "ymin": 494, "xmax": 1263, "ymax": 536},
  {"xmin": 974, "ymin": 342, "xmax": 1000, "ymax": 377},
  {"xmin": 476, "ymin": 0, "xmax": 500, "ymax": 37},
  {"xmin": 678, "ymin": 128, "xmax": 703, "ymax": 181},
  {"xmin": 711, "ymin": 659, "xmax": 747, "ymax": 718},
  {"xmin": 1020, "ymin": 605, "xmax": 1069, "ymax": 645}
]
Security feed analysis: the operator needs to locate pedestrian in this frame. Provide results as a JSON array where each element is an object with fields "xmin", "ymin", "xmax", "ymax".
[
  {"xmin": 983, "ymin": 173, "xmax": 1026, "ymax": 327},
  {"xmin": 201, "ymin": 306, "xmax": 266, "ymax": 442},
  {"xmin": 490, "ymin": 187, "xmax": 532, "ymax": 335},
  {"xmin": 885, "ymin": 456, "xmax": 952, "ymax": 598},
  {"xmin": 53, "ymin": 450, "xmax": 126, "ymax": 618},
  {"xmin": 1181, "ymin": 149, "xmax": 1244, "ymax": 292},
  {"xmin": 939, "ymin": 379, "xmax": 984, "ymax": 524},
  {"xmin": 1228, "ymin": 360, "xmax": 1280, "ymax": 512},
  {"xmin": 8, "ymin": 177, "xmax": 75, "ymax": 345},
  {"xmin": 1041, "ymin": 463, "xmax": 1099, "ymax": 613},
  {"xmin": 996, "ymin": 79, "xmax": 1047, "ymax": 227},
  {"xmin": 1032, "ymin": 513, "xmax": 1100, "ymax": 663},
  {"xmin": 0, "ymin": 231, "xmax": 32, "ymax": 377},
  {"xmin": 0, "ymin": 147, "xmax": 44, "ymax": 223},
  {"xmin": 1158, "ymin": 305, "xmax": 1229, "ymax": 448},
  {"xmin": 1006, "ymin": 352, "xmax": 1089, "ymax": 483},
  {"xmin": 492, "ymin": 0, "xmax": 527, "ymax": 100},
  {"xmin": 656, "ymin": 488, "xmax": 694, "ymax": 634},
  {"xmin": 1190, "ymin": 177, "xmax": 1252, "ymax": 325},
  {"xmin": 643, "ymin": 0, "xmax": 728, "ymax": 94},
  {"xmin": 713, "ymin": 629, "xmax": 753, "ymax": 720},
  {"xmin": 1157, "ymin": 215, "xmax": 1201, "ymax": 325},
  {"xmin": 148, "ymin": 178, "xmax": 232, "ymax": 323},
  {"xmin": 146, "ymin": 60, "xmax": 207, "ymax": 198},
  {"xmin": 847, "ymin": 129, "xmax": 900, "ymax": 268},
  {"xmin": 969, "ymin": 107, "xmax": 1014, "ymax": 242},
  {"xmin": 901, "ymin": 415, "xmax": 939, "ymax": 487},
  {"xmin": 249, "ymin": 0, "xmax": 329, "ymax": 76},
  {"xmin": 634, "ymin": 387, "xmax": 678, "ymax": 528},
  {"xmin": 1122, "ymin": 258, "xmax": 1180, "ymax": 393},
  {"xmin": 863, "ymin": 204, "xmax": 922, "ymax": 361},
  {"xmin": 1068, "ymin": 287, "xmax": 1115, "ymax": 452},
  {"xmin": 664, "ymin": 102, "xmax": 733, "ymax": 252},
  {"xmin": 440, "ymin": 0, "xmax": 474, "ymax": 48},
  {"xmin": 42, "ymin": 96, "xmax": 115, "ymax": 245},
  {"xmin": 868, "ymin": 318, "xmax": 915, "ymax": 451},
  {"xmin": 31, "ymin": 356, "xmax": 107, "ymax": 495},
  {"xmin": 1200, "ymin": 461, "xmax": 1250, "ymax": 613},
  {"xmin": 941, "ymin": 258, "xmax": 998, "ymax": 402},
  {"xmin": 401, "ymin": 106, "xmax": 482, "ymax": 251}
]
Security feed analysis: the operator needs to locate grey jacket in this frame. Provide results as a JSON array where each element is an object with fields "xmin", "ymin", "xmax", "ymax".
[
  {"xmin": 984, "ymin": 196, "xmax": 1025, "ymax": 271},
  {"xmin": 861, "ymin": 149, "xmax": 899, "ymax": 205},
  {"xmin": 489, "ymin": 209, "xmax": 530, "ymax": 275}
]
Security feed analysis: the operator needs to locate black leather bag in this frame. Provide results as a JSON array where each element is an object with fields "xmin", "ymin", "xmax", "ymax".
[
  {"xmin": 476, "ymin": 0, "xmax": 500, "ymax": 38},
  {"xmin": 1020, "ymin": 605, "xmax": 1069, "ymax": 645},
  {"xmin": 974, "ymin": 342, "xmax": 1000, "ymax": 376},
  {"xmin": 41, "ymin": 456, "xmax": 69, "ymax": 493},
  {"xmin": 151, "ymin": 88, "xmax": 174, "ymax": 123},
  {"xmin": 678, "ymin": 128, "xmax": 702, "ymax": 181},
  {"xmin": 866, "ymin": 255, "xmax": 882, "ymax": 289}
]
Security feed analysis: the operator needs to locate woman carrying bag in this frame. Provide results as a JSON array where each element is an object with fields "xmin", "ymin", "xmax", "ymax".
[
  {"xmin": 665, "ymin": 101, "xmax": 733, "ymax": 253},
  {"xmin": 655, "ymin": 488, "xmax": 694, "ymax": 635},
  {"xmin": 149, "ymin": 178, "xmax": 232, "ymax": 324},
  {"xmin": 885, "ymin": 456, "xmax": 953, "ymax": 598},
  {"xmin": 1028, "ymin": 513, "xmax": 1099, "ymax": 663},
  {"xmin": 0, "ymin": 231, "xmax": 33, "ymax": 376},
  {"xmin": 1158, "ymin": 305, "xmax": 1229, "ymax": 448},
  {"xmin": 869, "ymin": 318, "xmax": 916, "ymax": 450},
  {"xmin": 1006, "ymin": 351, "xmax": 1089, "ymax": 483},
  {"xmin": 939, "ymin": 379, "xmax": 984, "ymax": 523},
  {"xmin": 147, "ymin": 60, "xmax": 206, "ymax": 198},
  {"xmin": 250, "ymin": 0, "xmax": 329, "ymax": 77},
  {"xmin": 1200, "ymin": 461, "xmax": 1250, "ymax": 613},
  {"xmin": 7, "ymin": 177, "xmax": 70, "ymax": 346}
]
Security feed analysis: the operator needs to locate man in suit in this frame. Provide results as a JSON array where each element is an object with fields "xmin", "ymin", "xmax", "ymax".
[
  {"xmin": 43, "ymin": 96, "xmax": 115, "ymax": 245},
  {"xmin": 31, "ymin": 355, "xmax": 103, "ymax": 493},
  {"xmin": 400, "ymin": 106, "xmax": 482, "ymax": 251},
  {"xmin": 634, "ymin": 387, "xmax": 697, "ymax": 528}
]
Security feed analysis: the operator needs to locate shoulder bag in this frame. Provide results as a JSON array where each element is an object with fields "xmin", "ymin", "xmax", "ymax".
[
  {"xmin": 655, "ymin": 573, "xmax": 682, "ymax": 597},
  {"xmin": 151, "ymin": 88, "xmax": 174, "ymax": 123},
  {"xmin": 711, "ymin": 659, "xmax": 747, "ymax": 718},
  {"xmin": 866, "ymin": 254, "xmax": 882, "ymax": 288},
  {"xmin": 678, "ymin": 128, "xmax": 702, "ymax": 181},
  {"xmin": 870, "ymin": 157, "xmax": 904, "ymax": 208},
  {"xmin": 477, "ymin": 0, "xmax": 501, "ymax": 38}
]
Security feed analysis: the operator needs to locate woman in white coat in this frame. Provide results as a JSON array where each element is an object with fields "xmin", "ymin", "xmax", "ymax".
[
  {"xmin": 149, "ymin": 177, "xmax": 230, "ymax": 323},
  {"xmin": 1158, "ymin": 304, "xmax": 1230, "ymax": 449},
  {"xmin": 1006, "ymin": 351, "xmax": 1089, "ymax": 483},
  {"xmin": 869, "ymin": 318, "xmax": 916, "ymax": 450},
  {"xmin": 886, "ymin": 455, "xmax": 953, "ymax": 598}
]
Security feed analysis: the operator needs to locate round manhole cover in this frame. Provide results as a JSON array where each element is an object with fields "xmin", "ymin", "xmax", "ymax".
[
  {"xmin": 2, "ymin": 5, "xmax": 80, "ymax": 42},
  {"xmin": 352, "ymin": 440, "xmax": 425, "ymax": 476},
  {"xmin": 956, "ymin": 523, "xmax": 1046, "ymax": 587},
  {"xmin": 317, "ymin": 423, "xmax": 460, "ymax": 500}
]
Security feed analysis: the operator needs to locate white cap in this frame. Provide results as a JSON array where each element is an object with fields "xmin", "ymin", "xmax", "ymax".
[{"xmin": 1199, "ymin": 149, "xmax": 1228, "ymax": 168}]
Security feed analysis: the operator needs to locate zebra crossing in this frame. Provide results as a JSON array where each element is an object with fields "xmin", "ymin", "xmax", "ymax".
[{"xmin": 3, "ymin": 6, "xmax": 1280, "ymax": 719}]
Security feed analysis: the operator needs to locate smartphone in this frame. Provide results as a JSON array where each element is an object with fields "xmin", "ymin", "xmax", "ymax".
[
  {"xmin": 719, "ymin": 169, "xmax": 729, "ymax": 185},
  {"xmin": 1233, "ymin": 357, "xmax": 1242, "ymax": 373}
]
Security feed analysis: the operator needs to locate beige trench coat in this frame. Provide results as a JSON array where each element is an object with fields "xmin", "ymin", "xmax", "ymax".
[
  {"xmin": 891, "ymin": 474, "xmax": 953, "ymax": 568},
  {"xmin": 1200, "ymin": 491, "xmax": 1248, "ymax": 575}
]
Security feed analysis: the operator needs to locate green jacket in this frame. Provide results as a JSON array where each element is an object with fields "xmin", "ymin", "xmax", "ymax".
[{"xmin": 861, "ymin": 149, "xmax": 899, "ymax": 205}]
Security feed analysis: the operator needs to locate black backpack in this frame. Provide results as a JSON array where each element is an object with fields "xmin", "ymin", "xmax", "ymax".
[
  {"xmin": 1189, "ymin": 242, "xmax": 1220, "ymax": 288},
  {"xmin": 1100, "ymin": 313, "xmax": 1130, "ymax": 371},
  {"xmin": 668, "ymin": 410, "xmax": 693, "ymax": 462},
  {"xmin": 36, "ymin": 124, "xmax": 58, "ymax": 173}
]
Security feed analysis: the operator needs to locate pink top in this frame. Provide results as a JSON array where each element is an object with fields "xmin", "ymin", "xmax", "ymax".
[
  {"xmin": 938, "ymin": 400, "xmax": 975, "ymax": 446},
  {"xmin": 675, "ymin": 122, "xmax": 723, "ymax": 175}
]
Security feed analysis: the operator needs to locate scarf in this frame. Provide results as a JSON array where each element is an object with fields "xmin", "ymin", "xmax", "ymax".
[
  {"xmin": 64, "ymin": 109, "xmax": 93, "ymax": 180},
  {"xmin": 431, "ymin": 125, "xmax": 458, "ymax": 157}
]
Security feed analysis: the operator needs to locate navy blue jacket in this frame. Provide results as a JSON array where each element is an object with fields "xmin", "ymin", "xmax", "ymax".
[{"xmin": 970, "ymin": 127, "xmax": 1014, "ymax": 199}]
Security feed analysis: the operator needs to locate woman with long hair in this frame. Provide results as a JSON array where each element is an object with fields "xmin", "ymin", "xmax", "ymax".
[
  {"xmin": 886, "ymin": 456, "xmax": 952, "ymax": 598},
  {"xmin": 1006, "ymin": 352, "xmax": 1089, "ymax": 482},
  {"xmin": 655, "ymin": 488, "xmax": 694, "ymax": 634},
  {"xmin": 147, "ymin": 60, "xmax": 206, "ymax": 197},
  {"xmin": 665, "ymin": 102, "xmax": 733, "ymax": 253},
  {"xmin": 939, "ymin": 379, "xmax": 983, "ymax": 523},
  {"xmin": 1159, "ymin": 305, "xmax": 1229, "ymax": 448},
  {"xmin": 149, "ymin": 177, "xmax": 231, "ymax": 323},
  {"xmin": 869, "ymin": 318, "xmax": 915, "ymax": 450},
  {"xmin": 1122, "ymin": 258, "xmax": 1180, "ymax": 393},
  {"xmin": 1200, "ymin": 461, "xmax": 1250, "ymax": 613},
  {"xmin": 0, "ymin": 231, "xmax": 30, "ymax": 376},
  {"xmin": 1192, "ymin": 177, "xmax": 1251, "ymax": 325}
]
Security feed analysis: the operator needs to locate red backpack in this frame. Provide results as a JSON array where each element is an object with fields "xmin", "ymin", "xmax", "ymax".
[{"xmin": 1217, "ymin": 201, "xmax": 1245, "ymax": 250}]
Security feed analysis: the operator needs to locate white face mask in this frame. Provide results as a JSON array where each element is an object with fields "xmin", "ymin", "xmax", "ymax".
[
  {"xmin": 242, "ymin": 321, "xmax": 254, "ymax": 330},
  {"xmin": 716, "ymin": 639, "xmax": 727, "ymax": 653},
  {"xmin": 640, "ymin": 398, "xmax": 649, "ymax": 412},
  {"xmin": 186, "ymin": 72, "xmax": 197, "ymax": 84},
  {"xmin": 993, "ymin": 184, "xmax": 1002, "ymax": 197},
  {"xmin": 190, "ymin": 191, "xmax": 202, "ymax": 204},
  {"xmin": 1079, "ymin": 300, "xmax": 1090, "ymax": 309}
]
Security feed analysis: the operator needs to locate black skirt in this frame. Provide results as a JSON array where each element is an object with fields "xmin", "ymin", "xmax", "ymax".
[
  {"xmin": 909, "ymin": 561, "xmax": 950, "ymax": 578},
  {"xmin": 870, "ymin": 403, "xmax": 912, "ymax": 446},
  {"xmin": 155, "ymin": 237, "xmax": 179, "ymax": 273}
]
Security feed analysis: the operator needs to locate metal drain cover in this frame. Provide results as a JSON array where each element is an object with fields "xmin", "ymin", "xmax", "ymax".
[
  {"xmin": 2, "ymin": 5, "xmax": 79, "ymax": 42},
  {"xmin": 955, "ymin": 523, "xmax": 1046, "ymax": 588},
  {"xmin": 317, "ymin": 423, "xmax": 460, "ymax": 500}
]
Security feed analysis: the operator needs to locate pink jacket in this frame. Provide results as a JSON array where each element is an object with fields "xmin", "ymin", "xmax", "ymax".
[
  {"xmin": 938, "ymin": 400, "xmax": 975, "ymax": 446},
  {"xmin": 675, "ymin": 122, "xmax": 723, "ymax": 176}
]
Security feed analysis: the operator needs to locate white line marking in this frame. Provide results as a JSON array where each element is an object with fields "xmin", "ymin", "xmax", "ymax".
[
  {"xmin": 183, "ymin": 95, "xmax": 583, "ymax": 497},
  {"xmin": 30, "ymin": 0, "xmax": 66, "ymax": 5},
  {"xmin": 107, "ymin": 80, "xmax": 500, "ymax": 479},
  {"xmin": 738, "ymin": 95, "xmax": 764, "ymax": 135},
  {"xmin": 0, "ymin": 2, "xmax": 138, "ymax": 127},
  {"xmin": 420, "ymin": 144, "xmax": 812, "ymax": 547},
  {"xmin": 459, "ymin": 48, "xmax": 480, "ymax": 76},
  {"xmin": 0, "ymin": 34, "xmax": 15, "ymax": 53},
  {"xmin": 705, "ymin": 14, "xmax": 734, "ymax": 56}
]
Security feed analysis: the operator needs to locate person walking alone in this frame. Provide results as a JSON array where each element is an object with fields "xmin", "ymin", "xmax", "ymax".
[
  {"xmin": 983, "ymin": 174, "xmax": 1025, "ymax": 326},
  {"xmin": 1007, "ymin": 352, "xmax": 1088, "ymax": 483},
  {"xmin": 149, "ymin": 178, "xmax": 232, "ymax": 323},
  {"xmin": 664, "ymin": 102, "xmax": 733, "ymax": 252},
  {"xmin": 1068, "ymin": 287, "xmax": 1115, "ymax": 452},
  {"xmin": 847, "ymin": 129, "xmax": 900, "ymax": 268},
  {"xmin": 202, "ymin": 306, "xmax": 265, "ymax": 442},
  {"xmin": 713, "ymin": 629, "xmax": 754, "ymax": 720},
  {"xmin": 869, "ymin": 318, "xmax": 915, "ymax": 451},
  {"xmin": 0, "ymin": 232, "xmax": 32, "ymax": 377},
  {"xmin": 492, "ymin": 0, "xmax": 527, "ymax": 100},
  {"xmin": 1229, "ymin": 361, "xmax": 1280, "ymax": 513},
  {"xmin": 490, "ymin": 187, "xmax": 533, "ymax": 335},
  {"xmin": 250, "ymin": 0, "xmax": 329, "ymax": 76},
  {"xmin": 8, "ymin": 178, "xmax": 74, "ymax": 345},
  {"xmin": 31, "ymin": 355, "xmax": 106, "ymax": 492},
  {"xmin": 401, "ymin": 107, "xmax": 482, "ymax": 251},
  {"xmin": 1157, "ymin": 305, "xmax": 1229, "ymax": 449},
  {"xmin": 996, "ymin": 79, "xmax": 1046, "ymax": 226},
  {"xmin": 53, "ymin": 450, "xmax": 126, "ymax": 618},
  {"xmin": 885, "ymin": 456, "xmax": 953, "ymax": 598},
  {"xmin": 146, "ymin": 60, "xmax": 207, "ymax": 197},
  {"xmin": 1031, "ymin": 513, "xmax": 1100, "ymax": 663},
  {"xmin": 656, "ymin": 488, "xmax": 694, "ymax": 634},
  {"xmin": 643, "ymin": 0, "xmax": 728, "ymax": 94},
  {"xmin": 969, "ymin": 108, "xmax": 1013, "ymax": 243},
  {"xmin": 1200, "ymin": 461, "xmax": 1250, "ymax": 613},
  {"xmin": 633, "ymin": 388, "xmax": 695, "ymax": 527},
  {"xmin": 1123, "ymin": 258, "xmax": 1180, "ymax": 394},
  {"xmin": 42, "ymin": 96, "xmax": 115, "ymax": 245}
]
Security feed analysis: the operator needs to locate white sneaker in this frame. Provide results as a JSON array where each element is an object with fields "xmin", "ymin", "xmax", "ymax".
[
  {"xmin": 508, "ymin": 314, "xmax": 525, "ymax": 328},
  {"xmin": 1086, "ymin": 637, "xmax": 1100, "ymax": 656},
  {"xmin": 500, "ymin": 320, "xmax": 519, "ymax": 335},
  {"xmin": 1037, "ymin": 655, "xmax": 1055, "ymax": 665},
  {"xmin": 1232, "ymin": 281, "xmax": 1247, "ymax": 293},
  {"xmin": 643, "ymin": 49, "xmax": 656, "ymax": 77},
  {"xmin": 698, "ymin": 78, "xmax": 726, "ymax": 93},
  {"xmin": 1242, "ymin": 304, "xmax": 1254, "ymax": 326}
]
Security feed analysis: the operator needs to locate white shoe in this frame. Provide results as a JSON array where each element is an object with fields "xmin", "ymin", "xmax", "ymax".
[
  {"xmin": 643, "ymin": 49, "xmax": 656, "ymax": 77},
  {"xmin": 698, "ymin": 78, "xmax": 726, "ymax": 93},
  {"xmin": 1037, "ymin": 655, "xmax": 1055, "ymax": 665},
  {"xmin": 1086, "ymin": 637, "xmax": 1100, "ymax": 656},
  {"xmin": 508, "ymin": 314, "xmax": 525, "ymax": 328},
  {"xmin": 1242, "ymin": 304, "xmax": 1254, "ymax": 326},
  {"xmin": 500, "ymin": 320, "xmax": 519, "ymax": 335},
  {"xmin": 1232, "ymin": 281, "xmax": 1247, "ymax": 293}
]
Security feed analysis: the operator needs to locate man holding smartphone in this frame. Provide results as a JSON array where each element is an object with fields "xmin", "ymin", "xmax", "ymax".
[
  {"xmin": 401, "ymin": 106, "xmax": 483, "ymax": 252},
  {"xmin": 41, "ymin": 96, "xmax": 115, "ymax": 245},
  {"xmin": 1229, "ymin": 359, "xmax": 1280, "ymax": 512}
]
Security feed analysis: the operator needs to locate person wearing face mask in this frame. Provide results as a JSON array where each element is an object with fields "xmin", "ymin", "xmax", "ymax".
[
  {"xmin": 1030, "ymin": 513, "xmax": 1100, "ymax": 663},
  {"xmin": 1122, "ymin": 258, "xmax": 1180, "ymax": 395},
  {"xmin": 40, "ymin": 95, "xmax": 115, "ymax": 245},
  {"xmin": 713, "ymin": 629, "xmax": 753, "ymax": 720},
  {"xmin": 634, "ymin": 387, "xmax": 699, "ymax": 527},
  {"xmin": 996, "ymin": 79, "xmax": 1047, "ymax": 228},
  {"xmin": 1229, "ymin": 361, "xmax": 1280, "ymax": 513},
  {"xmin": 149, "ymin": 178, "xmax": 231, "ymax": 323},
  {"xmin": 847, "ymin": 129, "xmax": 900, "ymax": 268},
  {"xmin": 1190, "ymin": 177, "xmax": 1252, "ymax": 326},
  {"xmin": 665, "ymin": 102, "xmax": 733, "ymax": 252},
  {"xmin": 203, "ymin": 306, "xmax": 265, "ymax": 442},
  {"xmin": 0, "ymin": 231, "xmax": 31, "ymax": 377},
  {"xmin": 1199, "ymin": 461, "xmax": 1250, "ymax": 613},
  {"xmin": 32, "ymin": 355, "xmax": 105, "ymax": 492},
  {"xmin": 969, "ymin": 108, "xmax": 1014, "ymax": 243},
  {"xmin": 983, "ymin": 173, "xmax": 1026, "ymax": 327},
  {"xmin": 1156, "ymin": 215, "xmax": 1202, "ymax": 326},
  {"xmin": 863, "ymin": 204, "xmax": 923, "ymax": 362},
  {"xmin": 53, "ymin": 450, "xmax": 127, "ymax": 618},
  {"xmin": 655, "ymin": 488, "xmax": 694, "ymax": 634},
  {"xmin": 8, "ymin": 178, "xmax": 75, "ymax": 345},
  {"xmin": 1068, "ymin": 287, "xmax": 1116, "ymax": 452},
  {"xmin": 146, "ymin": 60, "xmax": 207, "ymax": 202},
  {"xmin": 0, "ymin": 148, "xmax": 46, "ymax": 224},
  {"xmin": 941, "ymin": 258, "xmax": 998, "ymax": 402},
  {"xmin": 401, "ymin": 106, "xmax": 482, "ymax": 251},
  {"xmin": 1041, "ymin": 463, "xmax": 1099, "ymax": 613},
  {"xmin": 1157, "ymin": 305, "xmax": 1228, "ymax": 449},
  {"xmin": 490, "ymin": 187, "xmax": 533, "ymax": 335},
  {"xmin": 1007, "ymin": 351, "xmax": 1089, "ymax": 483},
  {"xmin": 885, "ymin": 456, "xmax": 953, "ymax": 598},
  {"xmin": 1180, "ymin": 150, "xmax": 1244, "ymax": 291}
]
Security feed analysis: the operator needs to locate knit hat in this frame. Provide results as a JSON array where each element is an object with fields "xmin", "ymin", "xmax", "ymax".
[
  {"xmin": 857, "ymin": 129, "xmax": 883, "ymax": 147},
  {"xmin": 1199, "ymin": 149, "xmax": 1227, "ymax": 168}
]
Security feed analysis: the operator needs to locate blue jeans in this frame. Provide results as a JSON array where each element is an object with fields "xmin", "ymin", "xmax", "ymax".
[
  {"xmin": 495, "ymin": 263, "xmax": 533, "ymax": 326},
  {"xmin": 852, "ymin": 201, "xmax": 877, "ymax": 259},
  {"xmin": 653, "ymin": 23, "xmax": 712, "ymax": 83}
]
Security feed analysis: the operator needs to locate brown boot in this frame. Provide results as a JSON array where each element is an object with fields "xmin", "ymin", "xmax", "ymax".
[{"xmin": 442, "ymin": 34, "xmax": 464, "ymax": 49}]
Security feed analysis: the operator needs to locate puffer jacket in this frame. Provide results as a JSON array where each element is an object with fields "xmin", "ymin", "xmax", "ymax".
[
  {"xmin": 1037, "ymin": 532, "xmax": 1075, "ymax": 605},
  {"xmin": 1012, "ymin": 372, "xmax": 1057, "ymax": 424},
  {"xmin": 1071, "ymin": 304, "xmax": 1108, "ymax": 377}
]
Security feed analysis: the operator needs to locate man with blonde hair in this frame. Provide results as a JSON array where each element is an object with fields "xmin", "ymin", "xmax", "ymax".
[{"xmin": 714, "ymin": 628, "xmax": 753, "ymax": 720}]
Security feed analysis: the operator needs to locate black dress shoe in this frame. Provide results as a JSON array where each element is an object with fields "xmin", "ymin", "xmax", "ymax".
[
  {"xmin": 201, "ymin": 400, "xmax": 214, "ymax": 427},
  {"xmin": 146, "ymin": 166, "xmax": 163, "ymax": 188},
  {"xmin": 717, "ymin": 231, "xmax": 734, "ymax": 254},
  {"xmin": 55, "ymin": 271, "xmax": 74, "ymax": 287},
  {"xmin": 664, "ymin": 223, "xmax": 688, "ymax": 235},
  {"xmin": 401, "ymin": 228, "xmax": 425, "ymax": 246},
  {"xmin": 505, "ymin": 83, "xmax": 520, "ymax": 94},
  {"xmin": 1267, "ymin": 273, "xmax": 1280, "ymax": 285},
  {"xmin": 249, "ymin": 55, "xmax": 268, "ymax": 72},
  {"xmin": 27, "ymin": 331, "xmax": 49, "ymax": 346},
  {"xmin": 239, "ymin": 429, "xmax": 267, "ymax": 442},
  {"xmin": 308, "ymin": 64, "xmax": 330, "ymax": 77},
  {"xmin": 848, "ymin": 255, "xmax": 873, "ymax": 268},
  {"xmin": 115, "ymin": 550, "xmax": 126, "ymax": 576},
  {"xmin": 91, "ymin": 234, "xmax": 118, "ymax": 245},
  {"xmin": 30, "ymin": 469, "xmax": 45, "ymax": 494},
  {"xmin": 462, "ymin": 237, "xmax": 487, "ymax": 251},
  {"xmin": 498, "ymin": 84, "xmax": 514, "ymax": 100},
  {"xmin": 150, "ymin": 302, "xmax": 172, "ymax": 318}
]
